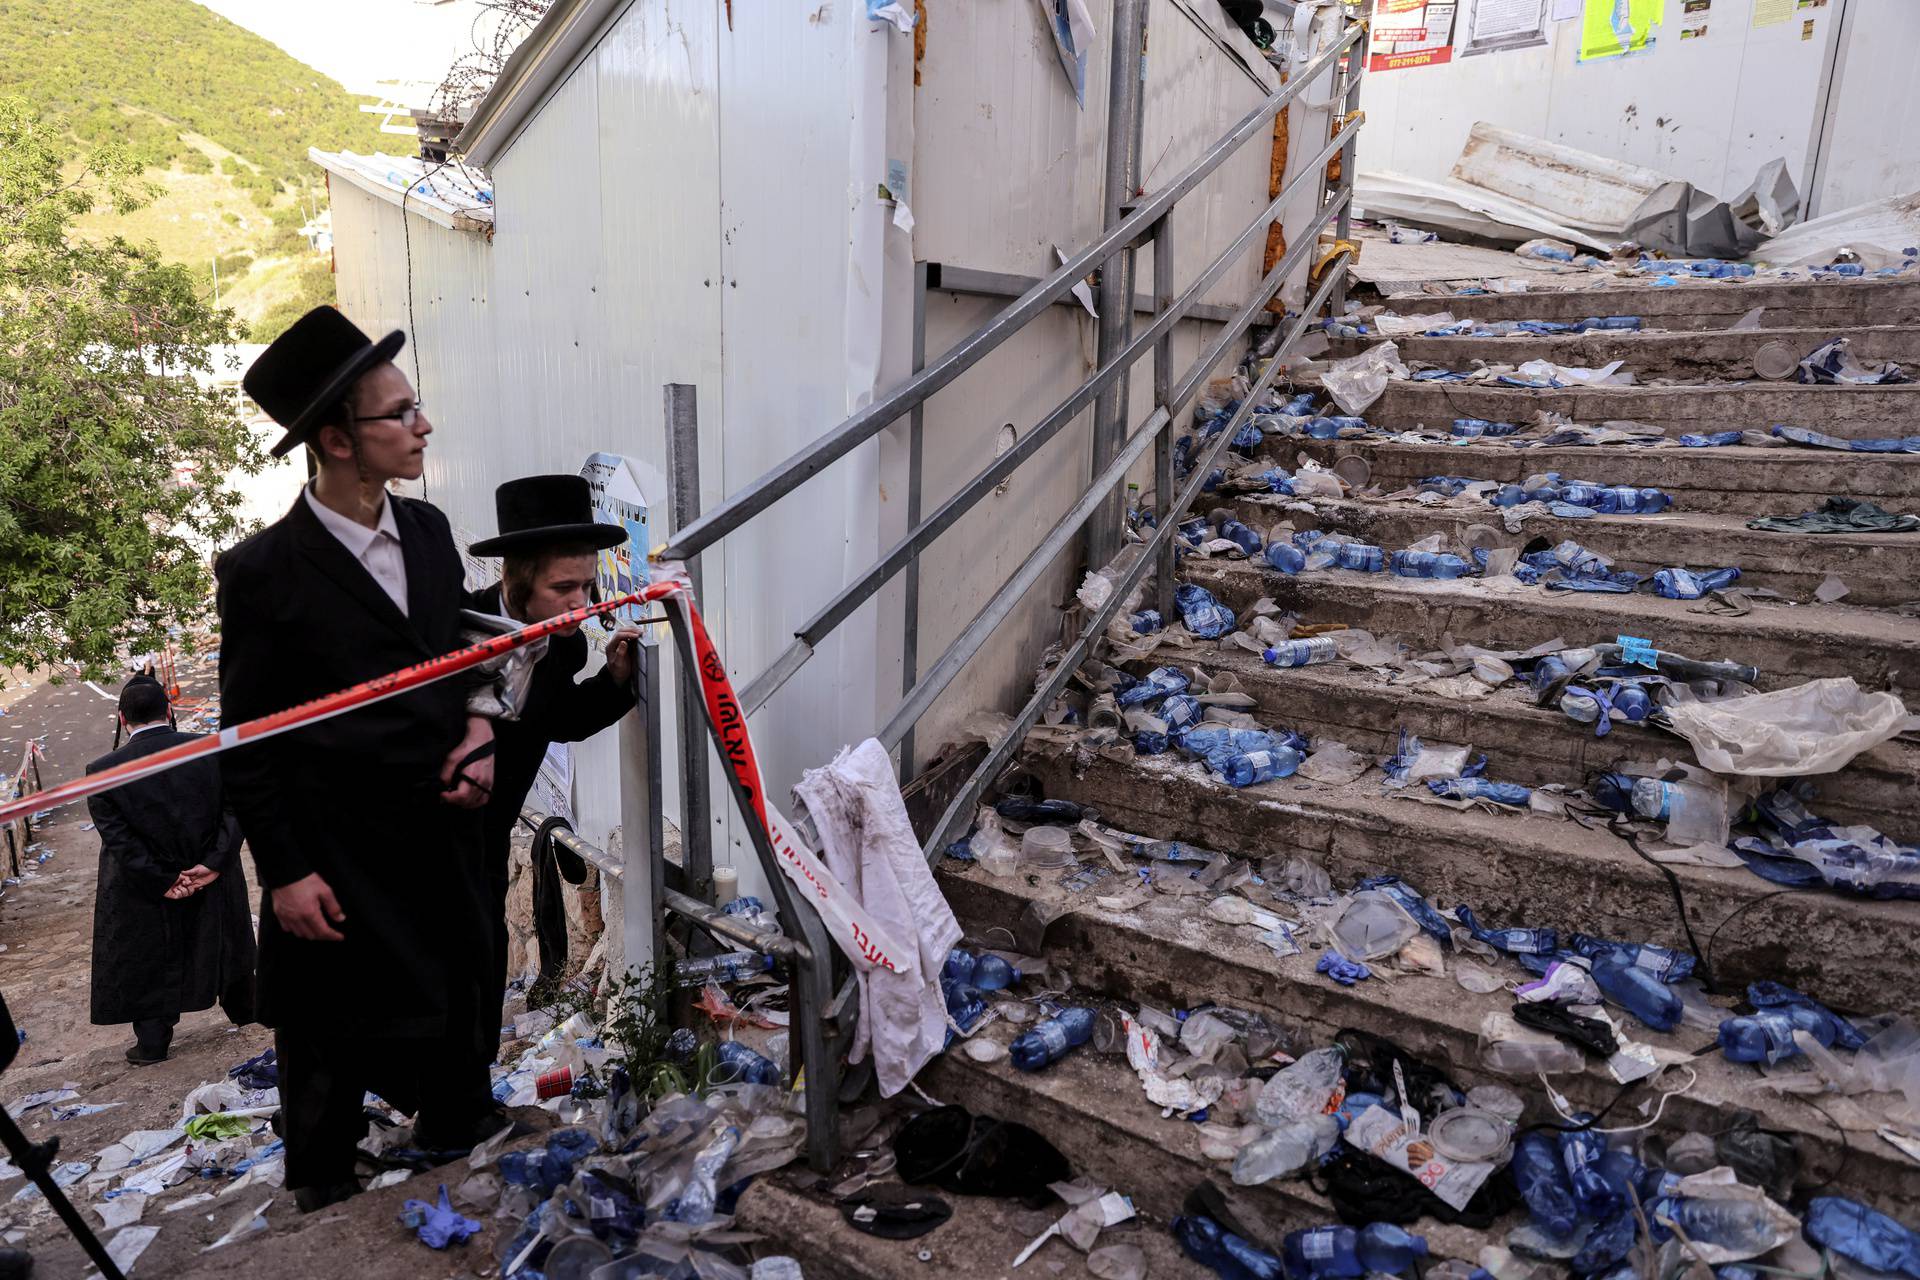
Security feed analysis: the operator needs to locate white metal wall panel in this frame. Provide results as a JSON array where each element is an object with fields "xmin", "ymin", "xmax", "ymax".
[
  {"xmin": 1359, "ymin": 0, "xmax": 1838, "ymax": 201},
  {"xmin": 1812, "ymin": 0, "xmax": 1920, "ymax": 215}
]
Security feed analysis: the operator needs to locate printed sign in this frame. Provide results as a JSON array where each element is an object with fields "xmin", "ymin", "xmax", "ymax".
[
  {"xmin": 1368, "ymin": 0, "xmax": 1458, "ymax": 71},
  {"xmin": 579, "ymin": 453, "xmax": 655, "ymax": 647},
  {"xmin": 1578, "ymin": 0, "xmax": 1659, "ymax": 61}
]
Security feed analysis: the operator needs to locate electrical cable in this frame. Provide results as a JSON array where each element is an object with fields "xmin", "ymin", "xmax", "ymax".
[{"xmin": 1536, "ymin": 1066, "xmax": 1700, "ymax": 1135}]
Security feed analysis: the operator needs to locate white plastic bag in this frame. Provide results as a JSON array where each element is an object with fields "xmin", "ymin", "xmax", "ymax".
[
  {"xmin": 1661, "ymin": 678, "xmax": 1917, "ymax": 776},
  {"xmin": 1322, "ymin": 341, "xmax": 1408, "ymax": 415}
]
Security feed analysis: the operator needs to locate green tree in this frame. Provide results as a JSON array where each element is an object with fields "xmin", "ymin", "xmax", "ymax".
[{"xmin": 0, "ymin": 96, "xmax": 263, "ymax": 678}]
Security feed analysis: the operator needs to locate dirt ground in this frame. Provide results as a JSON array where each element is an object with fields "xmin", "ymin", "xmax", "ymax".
[{"xmin": 0, "ymin": 666, "xmax": 519, "ymax": 1279}]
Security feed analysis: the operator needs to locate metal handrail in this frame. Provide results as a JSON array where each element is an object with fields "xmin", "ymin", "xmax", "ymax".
[{"xmin": 656, "ymin": 19, "xmax": 1365, "ymax": 567}]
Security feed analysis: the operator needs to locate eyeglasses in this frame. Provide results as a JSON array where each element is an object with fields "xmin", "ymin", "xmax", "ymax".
[{"xmin": 351, "ymin": 401, "xmax": 425, "ymax": 429}]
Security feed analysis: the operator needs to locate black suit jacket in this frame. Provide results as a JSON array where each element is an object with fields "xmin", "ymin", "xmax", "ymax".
[
  {"xmin": 87, "ymin": 728, "xmax": 254, "ymax": 1025},
  {"xmin": 216, "ymin": 491, "xmax": 488, "ymax": 1046}
]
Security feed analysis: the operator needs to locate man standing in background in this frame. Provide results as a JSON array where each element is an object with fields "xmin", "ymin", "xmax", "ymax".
[{"xmin": 87, "ymin": 675, "xmax": 255, "ymax": 1065}]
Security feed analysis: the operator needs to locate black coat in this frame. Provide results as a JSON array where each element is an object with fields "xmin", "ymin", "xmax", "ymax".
[
  {"xmin": 216, "ymin": 492, "xmax": 490, "ymax": 1060},
  {"xmin": 87, "ymin": 729, "xmax": 255, "ymax": 1026}
]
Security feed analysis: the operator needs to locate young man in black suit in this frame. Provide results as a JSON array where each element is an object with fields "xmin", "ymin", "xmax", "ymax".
[
  {"xmin": 218, "ymin": 306, "xmax": 501, "ymax": 1212},
  {"xmin": 86, "ymin": 676, "xmax": 255, "ymax": 1065},
  {"xmin": 466, "ymin": 475, "xmax": 640, "ymax": 1060}
]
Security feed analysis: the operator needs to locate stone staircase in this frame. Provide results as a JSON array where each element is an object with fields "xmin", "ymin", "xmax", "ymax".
[{"xmin": 917, "ymin": 274, "xmax": 1920, "ymax": 1273}]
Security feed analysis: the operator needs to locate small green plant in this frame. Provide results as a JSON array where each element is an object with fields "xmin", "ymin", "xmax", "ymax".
[{"xmin": 532, "ymin": 962, "xmax": 696, "ymax": 1101}]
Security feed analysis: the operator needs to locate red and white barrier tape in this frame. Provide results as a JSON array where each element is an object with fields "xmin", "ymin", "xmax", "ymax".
[{"xmin": 0, "ymin": 585, "xmax": 907, "ymax": 975}]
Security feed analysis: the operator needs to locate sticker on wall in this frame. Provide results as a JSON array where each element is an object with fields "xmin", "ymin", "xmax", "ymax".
[
  {"xmin": 1681, "ymin": 22, "xmax": 1706, "ymax": 37},
  {"xmin": 1751, "ymin": 0, "xmax": 1792, "ymax": 26},
  {"xmin": 1577, "ymin": 0, "xmax": 1659, "ymax": 62},
  {"xmin": 1368, "ymin": 0, "xmax": 1459, "ymax": 72},
  {"xmin": 1463, "ymin": 0, "xmax": 1549, "ymax": 55},
  {"xmin": 1801, "ymin": 16, "xmax": 1815, "ymax": 37}
]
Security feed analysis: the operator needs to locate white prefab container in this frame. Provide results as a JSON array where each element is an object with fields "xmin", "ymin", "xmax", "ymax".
[{"xmin": 315, "ymin": 0, "xmax": 1346, "ymax": 949}]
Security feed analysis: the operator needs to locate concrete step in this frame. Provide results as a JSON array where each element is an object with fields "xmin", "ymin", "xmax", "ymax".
[
  {"xmin": 735, "ymin": 1167, "xmax": 1217, "ymax": 1278},
  {"xmin": 937, "ymin": 862, "xmax": 1920, "ymax": 1221},
  {"xmin": 1116, "ymin": 646, "xmax": 1920, "ymax": 845},
  {"xmin": 1339, "ymin": 382, "xmax": 1920, "ymax": 443},
  {"xmin": 1229, "ymin": 493, "xmax": 1920, "ymax": 607},
  {"xmin": 1327, "ymin": 325, "xmax": 1920, "ymax": 383},
  {"xmin": 921, "ymin": 1040, "xmax": 1510, "ymax": 1267},
  {"xmin": 1278, "ymin": 438, "xmax": 1920, "ymax": 517},
  {"xmin": 1183, "ymin": 557, "xmax": 1920, "ymax": 694},
  {"xmin": 1418, "ymin": 277, "xmax": 1920, "ymax": 330},
  {"xmin": 1012, "ymin": 739, "xmax": 1920, "ymax": 1024}
]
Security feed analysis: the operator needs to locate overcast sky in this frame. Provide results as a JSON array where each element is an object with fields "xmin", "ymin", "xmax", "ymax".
[{"xmin": 194, "ymin": 0, "xmax": 495, "ymax": 102}]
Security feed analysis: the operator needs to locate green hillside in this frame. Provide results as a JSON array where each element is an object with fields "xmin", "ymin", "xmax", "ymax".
[
  {"xmin": 0, "ymin": 0, "xmax": 386, "ymax": 182},
  {"xmin": 0, "ymin": 0, "xmax": 393, "ymax": 338}
]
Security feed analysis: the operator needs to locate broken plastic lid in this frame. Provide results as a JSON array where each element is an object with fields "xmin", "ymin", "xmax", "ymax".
[
  {"xmin": 1752, "ymin": 340, "xmax": 1800, "ymax": 381},
  {"xmin": 1428, "ymin": 1107, "xmax": 1513, "ymax": 1164}
]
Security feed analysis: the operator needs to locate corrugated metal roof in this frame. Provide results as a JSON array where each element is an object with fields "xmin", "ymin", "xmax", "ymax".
[{"xmin": 307, "ymin": 148, "xmax": 495, "ymax": 233}]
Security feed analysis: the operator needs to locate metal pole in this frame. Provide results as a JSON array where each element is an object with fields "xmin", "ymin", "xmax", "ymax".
[
  {"xmin": 1151, "ymin": 213, "xmax": 1176, "ymax": 622},
  {"xmin": 1331, "ymin": 21, "xmax": 1364, "ymax": 319},
  {"xmin": 899, "ymin": 263, "xmax": 929, "ymax": 783},
  {"xmin": 1089, "ymin": 0, "xmax": 1147, "ymax": 572},
  {"xmin": 642, "ymin": 641, "xmax": 666, "ymax": 974},
  {"xmin": 663, "ymin": 383, "xmax": 714, "ymax": 901}
]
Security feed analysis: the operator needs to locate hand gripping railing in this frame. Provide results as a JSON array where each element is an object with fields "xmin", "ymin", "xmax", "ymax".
[{"xmin": 644, "ymin": 10, "xmax": 1368, "ymax": 1174}]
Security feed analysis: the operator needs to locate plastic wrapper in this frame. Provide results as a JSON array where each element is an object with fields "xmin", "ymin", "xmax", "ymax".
[
  {"xmin": 1322, "ymin": 342, "xmax": 1408, "ymax": 415},
  {"xmin": 1661, "ymin": 678, "xmax": 1916, "ymax": 777}
]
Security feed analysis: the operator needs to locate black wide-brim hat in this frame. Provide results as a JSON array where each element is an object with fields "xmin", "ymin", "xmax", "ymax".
[
  {"xmin": 243, "ymin": 305, "xmax": 406, "ymax": 457},
  {"xmin": 470, "ymin": 474, "xmax": 627, "ymax": 557}
]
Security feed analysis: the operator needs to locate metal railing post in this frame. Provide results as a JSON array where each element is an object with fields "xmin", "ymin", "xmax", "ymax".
[
  {"xmin": 899, "ymin": 262, "xmax": 929, "ymax": 782},
  {"xmin": 1150, "ymin": 213, "xmax": 1176, "ymax": 622},
  {"xmin": 663, "ymin": 383, "xmax": 715, "ymax": 901},
  {"xmin": 1089, "ymin": 0, "xmax": 1146, "ymax": 572},
  {"xmin": 1331, "ymin": 23, "xmax": 1364, "ymax": 318}
]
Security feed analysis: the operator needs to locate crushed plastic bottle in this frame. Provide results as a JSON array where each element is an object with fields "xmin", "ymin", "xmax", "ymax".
[
  {"xmin": 1427, "ymin": 777, "xmax": 1531, "ymax": 806},
  {"xmin": 1568, "ymin": 935, "xmax": 1695, "ymax": 983},
  {"xmin": 1215, "ymin": 515, "xmax": 1263, "ymax": 556},
  {"xmin": 1652, "ymin": 567, "xmax": 1741, "ymax": 600},
  {"xmin": 1130, "ymin": 609, "xmax": 1163, "ymax": 634},
  {"xmin": 1335, "ymin": 543, "xmax": 1386, "ymax": 572},
  {"xmin": 1266, "ymin": 543, "xmax": 1307, "ymax": 574},
  {"xmin": 714, "ymin": 1041, "xmax": 781, "ymax": 1085},
  {"xmin": 1717, "ymin": 1008, "xmax": 1836, "ymax": 1064},
  {"xmin": 1118, "ymin": 666, "xmax": 1192, "ymax": 707},
  {"xmin": 1283, "ymin": 1224, "xmax": 1429, "ymax": 1278},
  {"xmin": 1512, "ymin": 1131, "xmax": 1580, "ymax": 1238},
  {"xmin": 1650, "ymin": 1195, "xmax": 1789, "ymax": 1259},
  {"xmin": 1804, "ymin": 1196, "xmax": 1920, "ymax": 1278},
  {"xmin": 1011, "ymin": 1007, "xmax": 1095, "ymax": 1071},
  {"xmin": 1223, "ymin": 747, "xmax": 1304, "ymax": 787},
  {"xmin": 1591, "ymin": 955, "xmax": 1683, "ymax": 1032},
  {"xmin": 673, "ymin": 951, "xmax": 776, "ymax": 988},
  {"xmin": 1390, "ymin": 550, "xmax": 1470, "ymax": 579},
  {"xmin": 1456, "ymin": 906, "xmax": 1557, "ymax": 955},
  {"xmin": 1176, "ymin": 584, "xmax": 1237, "ymax": 639}
]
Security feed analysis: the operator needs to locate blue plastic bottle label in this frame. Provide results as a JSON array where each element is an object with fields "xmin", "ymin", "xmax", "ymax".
[{"xmin": 1617, "ymin": 635, "xmax": 1658, "ymax": 668}]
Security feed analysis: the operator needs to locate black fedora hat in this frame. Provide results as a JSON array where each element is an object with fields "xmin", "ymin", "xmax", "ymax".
[
  {"xmin": 470, "ymin": 475, "xmax": 626, "ymax": 557},
  {"xmin": 243, "ymin": 305, "xmax": 406, "ymax": 457}
]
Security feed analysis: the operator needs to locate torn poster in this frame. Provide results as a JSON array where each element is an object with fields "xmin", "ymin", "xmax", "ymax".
[
  {"xmin": 1369, "ymin": 0, "xmax": 1460, "ymax": 71},
  {"xmin": 1578, "ymin": 0, "xmax": 1660, "ymax": 60},
  {"xmin": 1036, "ymin": 0, "xmax": 1097, "ymax": 107}
]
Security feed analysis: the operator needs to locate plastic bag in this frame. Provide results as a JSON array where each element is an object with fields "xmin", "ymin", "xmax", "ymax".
[
  {"xmin": 1661, "ymin": 678, "xmax": 1917, "ymax": 776},
  {"xmin": 1322, "ymin": 341, "xmax": 1408, "ymax": 415}
]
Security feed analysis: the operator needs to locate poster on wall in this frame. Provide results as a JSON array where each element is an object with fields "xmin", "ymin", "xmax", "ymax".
[
  {"xmin": 1368, "ymin": 0, "xmax": 1459, "ymax": 72},
  {"xmin": 1680, "ymin": 0, "xmax": 1709, "ymax": 38},
  {"xmin": 1464, "ymin": 0, "xmax": 1549, "ymax": 54},
  {"xmin": 530, "ymin": 742, "xmax": 574, "ymax": 825},
  {"xmin": 1752, "ymin": 0, "xmax": 1793, "ymax": 26},
  {"xmin": 1577, "ymin": 0, "xmax": 1659, "ymax": 61},
  {"xmin": 578, "ymin": 452, "xmax": 656, "ymax": 650}
]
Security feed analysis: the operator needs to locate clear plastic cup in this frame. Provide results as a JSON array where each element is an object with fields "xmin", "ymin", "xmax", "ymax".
[{"xmin": 1021, "ymin": 826, "xmax": 1076, "ymax": 868}]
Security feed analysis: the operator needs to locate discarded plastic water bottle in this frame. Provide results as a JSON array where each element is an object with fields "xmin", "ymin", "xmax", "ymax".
[
  {"xmin": 943, "ymin": 948, "xmax": 978, "ymax": 985},
  {"xmin": 1717, "ymin": 1008, "xmax": 1835, "ymax": 1064},
  {"xmin": 1390, "ymin": 550, "xmax": 1469, "ymax": 580},
  {"xmin": 1592, "ymin": 956, "xmax": 1682, "ymax": 1032},
  {"xmin": 1175, "ymin": 1215, "xmax": 1283, "ymax": 1280},
  {"xmin": 1578, "ymin": 316, "xmax": 1642, "ymax": 332},
  {"xmin": 1232, "ymin": 1114, "xmax": 1339, "ymax": 1186},
  {"xmin": 1559, "ymin": 1128, "xmax": 1624, "ymax": 1218},
  {"xmin": 941, "ymin": 976, "xmax": 988, "ymax": 1033},
  {"xmin": 1512, "ymin": 1132, "xmax": 1580, "ymax": 1238},
  {"xmin": 1630, "ymin": 777, "xmax": 1707, "ymax": 826},
  {"xmin": 971, "ymin": 954, "xmax": 1018, "ymax": 991},
  {"xmin": 1130, "ymin": 609, "xmax": 1163, "ymax": 634},
  {"xmin": 1530, "ymin": 655, "xmax": 1571, "ymax": 698},
  {"xmin": 1611, "ymin": 682, "xmax": 1652, "ymax": 721},
  {"xmin": 1224, "ymin": 748, "xmax": 1304, "ymax": 787},
  {"xmin": 1176, "ymin": 584, "xmax": 1237, "ymax": 639},
  {"xmin": 1594, "ymin": 486, "xmax": 1672, "ymax": 515},
  {"xmin": 1160, "ymin": 694, "xmax": 1202, "ymax": 734},
  {"xmin": 1427, "ymin": 777, "xmax": 1531, "ymax": 806},
  {"xmin": 1010, "ymin": 1007, "xmax": 1095, "ymax": 1071},
  {"xmin": 1804, "ymin": 1196, "xmax": 1920, "ymax": 1277},
  {"xmin": 1334, "ymin": 542, "xmax": 1386, "ymax": 572},
  {"xmin": 1266, "ymin": 542, "xmax": 1307, "ymax": 574},
  {"xmin": 1650, "ymin": 1197, "xmax": 1786, "ymax": 1257},
  {"xmin": 1264, "ymin": 638, "xmax": 1337, "ymax": 668},
  {"xmin": 1680, "ymin": 430, "xmax": 1743, "ymax": 448},
  {"xmin": 1216, "ymin": 517, "xmax": 1263, "ymax": 556},
  {"xmin": 1568, "ymin": 935, "xmax": 1695, "ymax": 982},
  {"xmin": 1134, "ymin": 731, "xmax": 1169, "ymax": 754},
  {"xmin": 721, "ymin": 896, "xmax": 776, "ymax": 930},
  {"xmin": 674, "ymin": 951, "xmax": 775, "ymax": 988},
  {"xmin": 1283, "ymin": 1224, "xmax": 1430, "ymax": 1279},
  {"xmin": 714, "ymin": 1041, "xmax": 781, "ymax": 1085},
  {"xmin": 1652, "ymin": 567, "xmax": 1741, "ymax": 600},
  {"xmin": 1117, "ymin": 666, "xmax": 1191, "ymax": 707},
  {"xmin": 1457, "ymin": 906, "xmax": 1557, "ymax": 956}
]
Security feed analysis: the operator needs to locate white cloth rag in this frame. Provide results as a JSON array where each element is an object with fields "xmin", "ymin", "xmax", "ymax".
[{"xmin": 793, "ymin": 738, "xmax": 962, "ymax": 1097}]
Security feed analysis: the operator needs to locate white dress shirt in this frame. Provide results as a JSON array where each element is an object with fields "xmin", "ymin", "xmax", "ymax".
[{"xmin": 304, "ymin": 485, "xmax": 409, "ymax": 615}]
